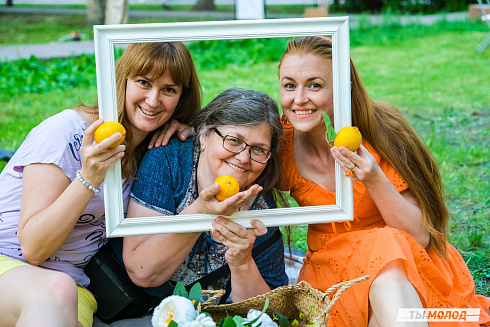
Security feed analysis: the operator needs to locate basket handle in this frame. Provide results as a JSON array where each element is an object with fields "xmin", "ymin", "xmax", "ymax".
[
  {"xmin": 323, "ymin": 275, "xmax": 370, "ymax": 312},
  {"xmin": 201, "ymin": 289, "xmax": 227, "ymax": 306}
]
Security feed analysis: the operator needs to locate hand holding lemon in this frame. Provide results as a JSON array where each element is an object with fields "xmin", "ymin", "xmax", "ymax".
[{"xmin": 94, "ymin": 121, "xmax": 126, "ymax": 148}]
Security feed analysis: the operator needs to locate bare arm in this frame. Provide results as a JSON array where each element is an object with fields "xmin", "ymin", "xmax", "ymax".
[
  {"xmin": 122, "ymin": 201, "xmax": 202, "ymax": 287},
  {"xmin": 331, "ymin": 144, "xmax": 430, "ymax": 247},
  {"xmin": 18, "ymin": 120, "xmax": 126, "ymax": 265}
]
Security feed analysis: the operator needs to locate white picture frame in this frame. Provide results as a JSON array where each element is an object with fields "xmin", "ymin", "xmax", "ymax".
[{"xmin": 93, "ymin": 16, "xmax": 353, "ymax": 238}]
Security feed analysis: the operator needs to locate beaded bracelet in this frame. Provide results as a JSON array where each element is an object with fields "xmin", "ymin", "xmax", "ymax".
[{"xmin": 76, "ymin": 170, "xmax": 100, "ymax": 194}]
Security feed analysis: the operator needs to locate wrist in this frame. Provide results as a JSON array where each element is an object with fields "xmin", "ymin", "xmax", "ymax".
[
  {"xmin": 228, "ymin": 255, "xmax": 255, "ymax": 272},
  {"xmin": 76, "ymin": 170, "xmax": 100, "ymax": 194}
]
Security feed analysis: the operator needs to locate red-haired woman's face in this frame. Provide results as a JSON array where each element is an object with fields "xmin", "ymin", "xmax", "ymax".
[{"xmin": 279, "ymin": 53, "xmax": 334, "ymax": 133}]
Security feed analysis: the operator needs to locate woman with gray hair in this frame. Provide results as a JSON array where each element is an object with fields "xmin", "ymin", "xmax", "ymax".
[{"xmin": 114, "ymin": 87, "xmax": 288, "ymax": 306}]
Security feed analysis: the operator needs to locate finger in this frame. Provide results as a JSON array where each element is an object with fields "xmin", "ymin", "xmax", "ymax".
[
  {"xmin": 178, "ymin": 126, "xmax": 195, "ymax": 141},
  {"xmin": 330, "ymin": 147, "xmax": 352, "ymax": 170},
  {"xmin": 150, "ymin": 124, "xmax": 170, "ymax": 149},
  {"xmin": 249, "ymin": 219, "xmax": 268, "ymax": 236},
  {"xmin": 157, "ymin": 122, "xmax": 174, "ymax": 147},
  {"xmin": 82, "ymin": 119, "xmax": 104, "ymax": 147},
  {"xmin": 148, "ymin": 131, "xmax": 159, "ymax": 149},
  {"xmin": 235, "ymin": 184, "xmax": 263, "ymax": 201},
  {"xmin": 214, "ymin": 216, "xmax": 246, "ymax": 238},
  {"xmin": 94, "ymin": 132, "xmax": 124, "ymax": 151},
  {"xmin": 95, "ymin": 144, "xmax": 126, "ymax": 163},
  {"xmin": 200, "ymin": 183, "xmax": 222, "ymax": 202}
]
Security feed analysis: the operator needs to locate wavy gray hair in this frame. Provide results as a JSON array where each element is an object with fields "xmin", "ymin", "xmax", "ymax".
[{"xmin": 194, "ymin": 88, "xmax": 284, "ymax": 196}]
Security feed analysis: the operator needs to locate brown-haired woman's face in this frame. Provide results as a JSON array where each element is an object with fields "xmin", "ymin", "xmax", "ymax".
[
  {"xmin": 125, "ymin": 70, "xmax": 182, "ymax": 143},
  {"xmin": 279, "ymin": 53, "xmax": 334, "ymax": 133}
]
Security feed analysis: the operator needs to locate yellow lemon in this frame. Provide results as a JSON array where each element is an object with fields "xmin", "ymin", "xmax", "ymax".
[
  {"xmin": 214, "ymin": 175, "xmax": 240, "ymax": 201},
  {"xmin": 94, "ymin": 121, "xmax": 126, "ymax": 149},
  {"xmin": 334, "ymin": 126, "xmax": 362, "ymax": 151}
]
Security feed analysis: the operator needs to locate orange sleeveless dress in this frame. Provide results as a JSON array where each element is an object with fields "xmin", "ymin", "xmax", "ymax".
[{"xmin": 279, "ymin": 121, "xmax": 490, "ymax": 326}]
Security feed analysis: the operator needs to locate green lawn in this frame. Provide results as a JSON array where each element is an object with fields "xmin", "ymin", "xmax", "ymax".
[{"xmin": 0, "ymin": 13, "xmax": 489, "ymax": 295}]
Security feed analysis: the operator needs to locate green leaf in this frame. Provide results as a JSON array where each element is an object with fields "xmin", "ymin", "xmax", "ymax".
[
  {"xmin": 189, "ymin": 283, "xmax": 203, "ymax": 309},
  {"xmin": 233, "ymin": 315, "xmax": 246, "ymax": 326},
  {"xmin": 291, "ymin": 319, "xmax": 299, "ymax": 327},
  {"xmin": 169, "ymin": 320, "xmax": 179, "ymax": 327},
  {"xmin": 223, "ymin": 315, "xmax": 237, "ymax": 327},
  {"xmin": 262, "ymin": 299, "xmax": 269, "ymax": 313},
  {"xmin": 274, "ymin": 311, "xmax": 290, "ymax": 327},
  {"xmin": 322, "ymin": 111, "xmax": 336, "ymax": 145},
  {"xmin": 173, "ymin": 281, "xmax": 189, "ymax": 298}
]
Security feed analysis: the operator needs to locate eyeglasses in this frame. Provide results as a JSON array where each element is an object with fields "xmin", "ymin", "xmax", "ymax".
[{"xmin": 211, "ymin": 128, "xmax": 272, "ymax": 164}]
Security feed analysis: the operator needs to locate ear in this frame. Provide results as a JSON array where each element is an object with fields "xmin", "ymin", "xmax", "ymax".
[{"xmin": 199, "ymin": 130, "xmax": 207, "ymax": 152}]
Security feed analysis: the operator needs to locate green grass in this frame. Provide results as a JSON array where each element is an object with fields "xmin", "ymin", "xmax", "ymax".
[{"xmin": 0, "ymin": 14, "xmax": 489, "ymax": 295}]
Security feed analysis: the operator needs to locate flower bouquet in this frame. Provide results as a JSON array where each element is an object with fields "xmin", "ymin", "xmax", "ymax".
[{"xmin": 152, "ymin": 275, "xmax": 370, "ymax": 327}]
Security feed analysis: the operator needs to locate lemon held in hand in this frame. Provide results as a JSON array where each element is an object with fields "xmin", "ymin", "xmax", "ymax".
[
  {"xmin": 334, "ymin": 126, "xmax": 362, "ymax": 151},
  {"xmin": 94, "ymin": 121, "xmax": 126, "ymax": 149},
  {"xmin": 214, "ymin": 175, "xmax": 240, "ymax": 201}
]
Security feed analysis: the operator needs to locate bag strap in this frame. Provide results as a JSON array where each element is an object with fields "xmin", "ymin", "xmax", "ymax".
[{"xmin": 188, "ymin": 228, "xmax": 282, "ymax": 302}]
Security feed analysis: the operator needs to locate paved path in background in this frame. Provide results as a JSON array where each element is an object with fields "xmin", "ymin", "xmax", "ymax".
[{"xmin": 0, "ymin": 8, "xmax": 469, "ymax": 61}]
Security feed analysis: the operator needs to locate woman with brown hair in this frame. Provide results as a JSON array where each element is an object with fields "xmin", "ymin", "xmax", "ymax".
[
  {"xmin": 278, "ymin": 36, "xmax": 490, "ymax": 326},
  {"xmin": 0, "ymin": 41, "xmax": 201, "ymax": 327}
]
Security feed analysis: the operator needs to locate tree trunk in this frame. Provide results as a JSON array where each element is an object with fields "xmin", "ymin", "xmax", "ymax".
[
  {"xmin": 87, "ymin": 0, "xmax": 106, "ymax": 25},
  {"xmin": 193, "ymin": 0, "xmax": 215, "ymax": 11},
  {"xmin": 105, "ymin": 0, "xmax": 128, "ymax": 25},
  {"xmin": 6, "ymin": 0, "xmax": 13, "ymax": 7}
]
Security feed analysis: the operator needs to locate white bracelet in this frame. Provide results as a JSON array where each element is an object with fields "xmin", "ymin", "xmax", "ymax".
[{"xmin": 76, "ymin": 170, "xmax": 100, "ymax": 194}]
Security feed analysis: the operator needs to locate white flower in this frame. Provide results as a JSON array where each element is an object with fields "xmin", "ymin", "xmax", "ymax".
[
  {"xmin": 245, "ymin": 309, "xmax": 278, "ymax": 327},
  {"xmin": 152, "ymin": 295, "xmax": 198, "ymax": 327},
  {"xmin": 184, "ymin": 313, "xmax": 217, "ymax": 327}
]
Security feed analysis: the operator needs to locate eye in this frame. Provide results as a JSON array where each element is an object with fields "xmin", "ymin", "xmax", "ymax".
[
  {"xmin": 226, "ymin": 137, "xmax": 243, "ymax": 145},
  {"xmin": 283, "ymin": 83, "xmax": 295, "ymax": 90},
  {"xmin": 163, "ymin": 87, "xmax": 176, "ymax": 94},
  {"xmin": 251, "ymin": 146, "xmax": 268, "ymax": 155},
  {"xmin": 137, "ymin": 79, "xmax": 150, "ymax": 87},
  {"xmin": 308, "ymin": 82, "xmax": 321, "ymax": 90}
]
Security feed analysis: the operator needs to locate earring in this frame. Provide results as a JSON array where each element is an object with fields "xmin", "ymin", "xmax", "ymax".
[{"xmin": 201, "ymin": 146, "xmax": 205, "ymax": 153}]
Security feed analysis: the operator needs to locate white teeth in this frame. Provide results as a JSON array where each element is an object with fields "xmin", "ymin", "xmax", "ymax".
[
  {"xmin": 227, "ymin": 162, "xmax": 245, "ymax": 172},
  {"xmin": 295, "ymin": 110, "xmax": 313, "ymax": 115},
  {"xmin": 140, "ymin": 107, "xmax": 158, "ymax": 116}
]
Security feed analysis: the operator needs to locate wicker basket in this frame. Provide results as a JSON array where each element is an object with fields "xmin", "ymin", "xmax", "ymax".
[{"xmin": 200, "ymin": 275, "xmax": 370, "ymax": 327}]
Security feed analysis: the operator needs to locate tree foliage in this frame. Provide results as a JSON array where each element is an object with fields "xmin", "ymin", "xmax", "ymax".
[{"xmin": 329, "ymin": 0, "xmax": 474, "ymax": 14}]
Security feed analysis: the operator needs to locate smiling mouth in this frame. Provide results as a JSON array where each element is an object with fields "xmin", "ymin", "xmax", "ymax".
[
  {"xmin": 293, "ymin": 109, "xmax": 315, "ymax": 115},
  {"xmin": 139, "ymin": 106, "xmax": 159, "ymax": 116},
  {"xmin": 226, "ymin": 162, "xmax": 246, "ymax": 172}
]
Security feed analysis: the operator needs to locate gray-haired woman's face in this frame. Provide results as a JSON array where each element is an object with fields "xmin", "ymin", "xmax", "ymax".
[{"xmin": 198, "ymin": 123, "xmax": 272, "ymax": 191}]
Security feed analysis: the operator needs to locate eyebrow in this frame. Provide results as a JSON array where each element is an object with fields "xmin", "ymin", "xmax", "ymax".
[
  {"xmin": 281, "ymin": 76, "xmax": 326, "ymax": 83},
  {"xmin": 228, "ymin": 133, "xmax": 270, "ymax": 148},
  {"xmin": 137, "ymin": 75, "xmax": 180, "ymax": 87}
]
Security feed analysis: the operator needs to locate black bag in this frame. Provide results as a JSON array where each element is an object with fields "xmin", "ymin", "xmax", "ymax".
[
  {"xmin": 84, "ymin": 243, "xmax": 154, "ymax": 322},
  {"xmin": 85, "ymin": 229, "xmax": 281, "ymax": 323}
]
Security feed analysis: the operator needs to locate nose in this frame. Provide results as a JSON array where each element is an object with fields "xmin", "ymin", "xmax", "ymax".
[
  {"xmin": 293, "ymin": 87, "xmax": 309, "ymax": 105},
  {"xmin": 234, "ymin": 146, "xmax": 252, "ymax": 162},
  {"xmin": 145, "ymin": 88, "xmax": 160, "ymax": 107}
]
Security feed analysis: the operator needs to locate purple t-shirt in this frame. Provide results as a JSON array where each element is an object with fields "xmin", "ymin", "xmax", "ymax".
[{"xmin": 0, "ymin": 109, "xmax": 132, "ymax": 287}]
